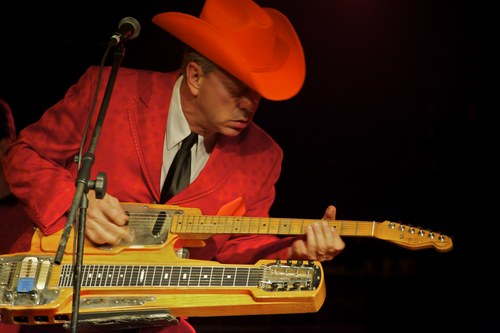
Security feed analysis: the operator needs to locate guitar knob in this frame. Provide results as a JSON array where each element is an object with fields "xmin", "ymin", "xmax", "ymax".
[
  {"xmin": 3, "ymin": 290, "xmax": 14, "ymax": 302},
  {"xmin": 29, "ymin": 290, "xmax": 39, "ymax": 301},
  {"xmin": 296, "ymin": 260, "xmax": 303, "ymax": 266}
]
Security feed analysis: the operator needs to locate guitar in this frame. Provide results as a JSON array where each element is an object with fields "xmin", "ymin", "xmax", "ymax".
[
  {"xmin": 116, "ymin": 202, "xmax": 453, "ymax": 252},
  {"xmin": 0, "ymin": 202, "xmax": 453, "ymax": 329}
]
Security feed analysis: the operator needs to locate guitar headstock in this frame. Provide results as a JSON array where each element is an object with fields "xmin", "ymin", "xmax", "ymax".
[{"xmin": 374, "ymin": 221, "xmax": 453, "ymax": 252}]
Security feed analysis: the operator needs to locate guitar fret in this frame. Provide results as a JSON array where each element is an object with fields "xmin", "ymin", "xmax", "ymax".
[
  {"xmin": 166, "ymin": 266, "xmax": 173, "ymax": 286},
  {"xmin": 107, "ymin": 265, "xmax": 114, "ymax": 286},
  {"xmin": 234, "ymin": 267, "xmax": 249, "ymax": 286},
  {"xmin": 144, "ymin": 266, "xmax": 153, "ymax": 286},
  {"xmin": 278, "ymin": 219, "xmax": 291, "ymax": 234},
  {"xmin": 96, "ymin": 265, "xmax": 103, "ymax": 286},
  {"xmin": 128, "ymin": 266, "xmax": 135, "ymax": 286},
  {"xmin": 99, "ymin": 265, "xmax": 106, "ymax": 286},
  {"xmin": 136, "ymin": 266, "xmax": 144, "ymax": 286},
  {"xmin": 222, "ymin": 267, "xmax": 236, "ymax": 286},
  {"xmin": 82, "ymin": 265, "xmax": 89, "ymax": 287},
  {"xmin": 151, "ymin": 266, "xmax": 158, "ymax": 286},
  {"xmin": 115, "ymin": 266, "xmax": 126, "ymax": 287},
  {"xmin": 248, "ymin": 267, "xmax": 261, "ymax": 286},
  {"xmin": 104, "ymin": 265, "xmax": 111, "ymax": 286},
  {"xmin": 136, "ymin": 266, "xmax": 143, "ymax": 286},
  {"xmin": 83, "ymin": 265, "xmax": 90, "ymax": 287},
  {"xmin": 149, "ymin": 266, "xmax": 155, "ymax": 286},
  {"xmin": 90, "ymin": 265, "xmax": 98, "ymax": 286},
  {"xmin": 184, "ymin": 216, "xmax": 193, "ymax": 233},
  {"xmin": 119, "ymin": 266, "xmax": 127, "ymax": 286},
  {"xmin": 163, "ymin": 266, "xmax": 172, "ymax": 286},
  {"xmin": 141, "ymin": 266, "xmax": 147, "ymax": 286},
  {"xmin": 108, "ymin": 265, "xmax": 115, "ymax": 286},
  {"xmin": 212, "ymin": 216, "xmax": 222, "ymax": 234},
  {"xmin": 140, "ymin": 266, "xmax": 146, "ymax": 285},
  {"xmin": 87, "ymin": 265, "xmax": 95, "ymax": 287},
  {"xmin": 200, "ymin": 267, "xmax": 212, "ymax": 286},
  {"xmin": 59, "ymin": 265, "xmax": 70, "ymax": 287},
  {"xmin": 212, "ymin": 267, "xmax": 223, "ymax": 286},
  {"xmin": 94, "ymin": 265, "xmax": 100, "ymax": 286},
  {"xmin": 179, "ymin": 267, "xmax": 190, "ymax": 286},
  {"xmin": 170, "ymin": 267, "xmax": 181, "ymax": 286},
  {"xmin": 134, "ymin": 266, "xmax": 140, "ymax": 286},
  {"xmin": 133, "ymin": 266, "xmax": 138, "ymax": 286},
  {"xmin": 189, "ymin": 267, "xmax": 201, "ymax": 286},
  {"xmin": 231, "ymin": 218, "xmax": 241, "ymax": 233},
  {"xmin": 258, "ymin": 218, "xmax": 269, "ymax": 234},
  {"xmin": 158, "ymin": 266, "xmax": 164, "ymax": 286}
]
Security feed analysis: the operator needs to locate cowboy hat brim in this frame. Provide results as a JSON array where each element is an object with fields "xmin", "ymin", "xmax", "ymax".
[{"xmin": 153, "ymin": 6, "xmax": 305, "ymax": 101}]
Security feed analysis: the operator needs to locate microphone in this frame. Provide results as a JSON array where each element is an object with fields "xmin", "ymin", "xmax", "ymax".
[{"xmin": 109, "ymin": 17, "xmax": 141, "ymax": 46}]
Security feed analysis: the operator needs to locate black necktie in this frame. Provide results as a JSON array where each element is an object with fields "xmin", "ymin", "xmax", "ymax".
[{"xmin": 160, "ymin": 132, "xmax": 198, "ymax": 203}]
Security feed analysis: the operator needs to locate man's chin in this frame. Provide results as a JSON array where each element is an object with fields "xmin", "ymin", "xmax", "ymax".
[{"xmin": 222, "ymin": 127, "xmax": 244, "ymax": 137}]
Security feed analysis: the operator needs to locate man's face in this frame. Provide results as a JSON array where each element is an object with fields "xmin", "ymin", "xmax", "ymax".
[{"xmin": 195, "ymin": 67, "xmax": 262, "ymax": 137}]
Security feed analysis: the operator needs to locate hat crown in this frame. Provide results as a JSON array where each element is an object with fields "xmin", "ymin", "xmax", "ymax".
[
  {"xmin": 152, "ymin": 0, "xmax": 305, "ymax": 100},
  {"xmin": 201, "ymin": 0, "xmax": 276, "ymax": 70}
]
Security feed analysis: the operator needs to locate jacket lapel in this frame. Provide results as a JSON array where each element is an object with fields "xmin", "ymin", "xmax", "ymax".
[
  {"xmin": 127, "ymin": 71, "xmax": 177, "ymax": 202},
  {"xmin": 172, "ymin": 135, "xmax": 239, "ymax": 203}
]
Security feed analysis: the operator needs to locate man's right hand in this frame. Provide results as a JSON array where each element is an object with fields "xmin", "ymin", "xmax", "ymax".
[{"xmin": 85, "ymin": 191, "xmax": 130, "ymax": 245}]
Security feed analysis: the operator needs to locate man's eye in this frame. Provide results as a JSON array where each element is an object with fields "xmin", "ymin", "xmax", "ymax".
[{"xmin": 228, "ymin": 88, "xmax": 243, "ymax": 97}]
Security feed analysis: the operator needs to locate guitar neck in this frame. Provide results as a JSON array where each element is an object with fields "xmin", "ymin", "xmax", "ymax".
[{"xmin": 170, "ymin": 215, "xmax": 375, "ymax": 237}]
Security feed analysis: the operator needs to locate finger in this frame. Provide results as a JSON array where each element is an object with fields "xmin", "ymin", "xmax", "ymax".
[
  {"xmin": 331, "ymin": 227, "xmax": 346, "ymax": 252},
  {"xmin": 322, "ymin": 205, "xmax": 336, "ymax": 220},
  {"xmin": 306, "ymin": 223, "xmax": 318, "ymax": 253},
  {"xmin": 87, "ymin": 222, "xmax": 130, "ymax": 246},
  {"xmin": 101, "ymin": 194, "xmax": 129, "ymax": 227},
  {"xmin": 311, "ymin": 221, "xmax": 330, "ymax": 253}
]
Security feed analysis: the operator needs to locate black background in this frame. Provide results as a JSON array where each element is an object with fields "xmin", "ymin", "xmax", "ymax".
[{"xmin": 0, "ymin": 0, "xmax": 487, "ymax": 332}]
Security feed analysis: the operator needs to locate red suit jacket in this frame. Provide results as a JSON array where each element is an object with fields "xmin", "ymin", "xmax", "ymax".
[{"xmin": 4, "ymin": 66, "xmax": 295, "ymax": 264}]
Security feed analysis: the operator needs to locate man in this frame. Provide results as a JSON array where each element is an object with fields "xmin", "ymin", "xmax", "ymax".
[{"xmin": 3, "ymin": 0, "xmax": 344, "ymax": 332}]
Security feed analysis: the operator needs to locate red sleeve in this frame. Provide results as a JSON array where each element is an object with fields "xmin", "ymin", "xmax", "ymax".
[{"xmin": 3, "ymin": 66, "xmax": 100, "ymax": 235}]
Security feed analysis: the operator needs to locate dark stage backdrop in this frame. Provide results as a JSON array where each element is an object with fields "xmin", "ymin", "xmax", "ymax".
[{"xmin": 0, "ymin": 1, "xmax": 485, "ymax": 332}]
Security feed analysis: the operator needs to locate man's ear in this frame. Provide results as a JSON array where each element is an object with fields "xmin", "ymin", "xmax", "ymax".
[{"xmin": 185, "ymin": 61, "xmax": 203, "ymax": 96}]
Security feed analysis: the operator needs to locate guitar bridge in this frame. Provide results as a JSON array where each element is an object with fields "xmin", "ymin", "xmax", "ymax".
[{"xmin": 260, "ymin": 260, "xmax": 321, "ymax": 291}]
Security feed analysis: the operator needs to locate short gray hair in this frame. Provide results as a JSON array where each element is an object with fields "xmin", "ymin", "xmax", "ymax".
[{"xmin": 181, "ymin": 47, "xmax": 218, "ymax": 76}]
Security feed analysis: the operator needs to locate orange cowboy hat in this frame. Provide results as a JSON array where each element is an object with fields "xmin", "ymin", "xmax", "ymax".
[{"xmin": 152, "ymin": 0, "xmax": 306, "ymax": 101}]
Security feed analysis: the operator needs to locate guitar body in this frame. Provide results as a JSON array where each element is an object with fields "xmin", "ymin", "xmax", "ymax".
[
  {"xmin": 0, "ymin": 202, "xmax": 452, "ymax": 329},
  {"xmin": 0, "ymin": 203, "xmax": 326, "ymax": 328}
]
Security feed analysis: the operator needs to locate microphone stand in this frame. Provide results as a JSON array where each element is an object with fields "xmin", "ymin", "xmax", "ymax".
[{"xmin": 54, "ymin": 44, "xmax": 126, "ymax": 333}]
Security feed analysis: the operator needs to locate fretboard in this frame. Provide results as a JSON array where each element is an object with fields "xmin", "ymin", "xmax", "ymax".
[
  {"xmin": 170, "ymin": 215, "xmax": 375, "ymax": 237},
  {"xmin": 59, "ymin": 264, "xmax": 263, "ymax": 288}
]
